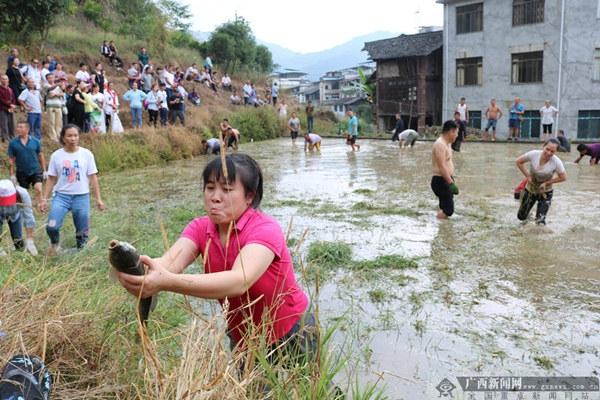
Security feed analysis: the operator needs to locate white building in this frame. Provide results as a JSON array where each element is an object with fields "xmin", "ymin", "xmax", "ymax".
[{"xmin": 439, "ymin": 0, "xmax": 600, "ymax": 139}]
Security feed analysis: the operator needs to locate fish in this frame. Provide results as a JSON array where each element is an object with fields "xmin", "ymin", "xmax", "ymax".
[{"xmin": 108, "ymin": 240, "xmax": 156, "ymax": 325}]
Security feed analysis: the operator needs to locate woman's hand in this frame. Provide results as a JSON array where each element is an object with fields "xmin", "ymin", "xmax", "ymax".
[{"xmin": 116, "ymin": 255, "xmax": 172, "ymax": 299}]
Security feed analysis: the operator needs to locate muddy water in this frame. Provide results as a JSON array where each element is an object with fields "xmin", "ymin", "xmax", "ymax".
[{"xmin": 107, "ymin": 138, "xmax": 600, "ymax": 399}]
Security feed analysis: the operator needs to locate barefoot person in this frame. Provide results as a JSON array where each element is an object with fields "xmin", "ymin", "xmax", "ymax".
[
  {"xmin": 484, "ymin": 99, "xmax": 502, "ymax": 141},
  {"xmin": 115, "ymin": 153, "xmax": 316, "ymax": 359},
  {"xmin": 303, "ymin": 132, "xmax": 321, "ymax": 152},
  {"xmin": 346, "ymin": 108, "xmax": 360, "ymax": 151},
  {"xmin": 516, "ymin": 138, "xmax": 567, "ymax": 225},
  {"xmin": 201, "ymin": 137, "xmax": 221, "ymax": 155},
  {"xmin": 40, "ymin": 124, "xmax": 105, "ymax": 254},
  {"xmin": 288, "ymin": 112, "xmax": 300, "ymax": 144},
  {"xmin": 574, "ymin": 143, "xmax": 600, "ymax": 165},
  {"xmin": 431, "ymin": 120, "xmax": 459, "ymax": 219},
  {"xmin": 398, "ymin": 129, "xmax": 418, "ymax": 149}
]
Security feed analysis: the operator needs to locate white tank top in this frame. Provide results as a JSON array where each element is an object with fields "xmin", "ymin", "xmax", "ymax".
[{"xmin": 456, "ymin": 103, "xmax": 467, "ymax": 121}]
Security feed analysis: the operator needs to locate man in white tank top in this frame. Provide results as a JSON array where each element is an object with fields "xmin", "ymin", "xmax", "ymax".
[{"xmin": 455, "ymin": 97, "xmax": 468, "ymax": 124}]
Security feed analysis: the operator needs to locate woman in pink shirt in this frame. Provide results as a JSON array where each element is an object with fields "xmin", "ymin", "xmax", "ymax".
[{"xmin": 117, "ymin": 153, "xmax": 314, "ymax": 359}]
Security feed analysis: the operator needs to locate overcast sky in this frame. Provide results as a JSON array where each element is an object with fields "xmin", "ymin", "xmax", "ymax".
[{"xmin": 183, "ymin": 0, "xmax": 444, "ymax": 53}]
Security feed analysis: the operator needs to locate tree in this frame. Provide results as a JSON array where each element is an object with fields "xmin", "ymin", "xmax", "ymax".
[
  {"xmin": 254, "ymin": 45, "xmax": 273, "ymax": 73},
  {"xmin": 206, "ymin": 16, "xmax": 273, "ymax": 74},
  {"xmin": 207, "ymin": 32, "xmax": 235, "ymax": 72},
  {"xmin": 157, "ymin": 0, "xmax": 192, "ymax": 32},
  {"xmin": 0, "ymin": 0, "xmax": 68, "ymax": 46}
]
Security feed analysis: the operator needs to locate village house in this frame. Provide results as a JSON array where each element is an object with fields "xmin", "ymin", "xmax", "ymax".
[
  {"xmin": 363, "ymin": 30, "xmax": 443, "ymax": 131},
  {"xmin": 438, "ymin": 0, "xmax": 600, "ymax": 139}
]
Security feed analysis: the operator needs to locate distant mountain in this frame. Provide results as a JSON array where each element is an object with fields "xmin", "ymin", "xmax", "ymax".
[
  {"xmin": 192, "ymin": 31, "xmax": 397, "ymax": 81},
  {"xmin": 260, "ymin": 31, "xmax": 397, "ymax": 80}
]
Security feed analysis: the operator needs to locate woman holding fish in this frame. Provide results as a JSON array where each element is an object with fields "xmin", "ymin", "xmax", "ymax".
[{"xmin": 115, "ymin": 153, "xmax": 316, "ymax": 360}]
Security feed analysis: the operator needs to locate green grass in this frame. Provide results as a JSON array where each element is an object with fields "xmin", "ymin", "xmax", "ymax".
[
  {"xmin": 368, "ymin": 289, "xmax": 386, "ymax": 303},
  {"xmin": 353, "ymin": 255, "xmax": 419, "ymax": 271},
  {"xmin": 306, "ymin": 241, "xmax": 353, "ymax": 269},
  {"xmin": 533, "ymin": 355, "xmax": 554, "ymax": 370}
]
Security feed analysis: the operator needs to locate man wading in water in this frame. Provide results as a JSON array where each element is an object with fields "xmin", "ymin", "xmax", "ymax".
[
  {"xmin": 431, "ymin": 120, "xmax": 459, "ymax": 219},
  {"xmin": 516, "ymin": 138, "xmax": 567, "ymax": 225}
]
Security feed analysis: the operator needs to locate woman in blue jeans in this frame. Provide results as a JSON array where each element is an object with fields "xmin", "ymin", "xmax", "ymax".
[
  {"xmin": 122, "ymin": 81, "xmax": 146, "ymax": 129},
  {"xmin": 40, "ymin": 124, "xmax": 105, "ymax": 254}
]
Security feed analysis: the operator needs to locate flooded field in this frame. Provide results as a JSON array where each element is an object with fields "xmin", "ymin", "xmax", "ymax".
[{"xmin": 105, "ymin": 138, "xmax": 600, "ymax": 399}]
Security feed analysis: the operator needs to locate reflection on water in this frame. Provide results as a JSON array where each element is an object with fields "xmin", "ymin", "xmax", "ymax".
[
  {"xmin": 107, "ymin": 138, "xmax": 600, "ymax": 399},
  {"xmin": 257, "ymin": 139, "xmax": 600, "ymax": 399}
]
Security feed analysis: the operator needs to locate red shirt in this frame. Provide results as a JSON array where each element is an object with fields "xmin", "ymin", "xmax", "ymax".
[
  {"xmin": 181, "ymin": 208, "xmax": 308, "ymax": 344},
  {"xmin": 0, "ymin": 85, "xmax": 15, "ymax": 111}
]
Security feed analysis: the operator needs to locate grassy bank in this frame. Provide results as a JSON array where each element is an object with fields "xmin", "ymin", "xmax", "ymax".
[{"xmin": 0, "ymin": 159, "xmax": 387, "ymax": 399}]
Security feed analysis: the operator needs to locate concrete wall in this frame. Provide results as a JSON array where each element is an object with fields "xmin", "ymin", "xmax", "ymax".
[{"xmin": 442, "ymin": 0, "xmax": 600, "ymax": 139}]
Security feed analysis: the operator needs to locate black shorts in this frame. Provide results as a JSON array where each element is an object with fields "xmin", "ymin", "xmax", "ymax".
[
  {"xmin": 431, "ymin": 176, "xmax": 454, "ymax": 216},
  {"xmin": 227, "ymin": 134, "xmax": 237, "ymax": 147},
  {"xmin": 542, "ymin": 124, "xmax": 553, "ymax": 133},
  {"xmin": 17, "ymin": 172, "xmax": 43, "ymax": 189},
  {"xmin": 347, "ymin": 135, "xmax": 356, "ymax": 145},
  {"xmin": 290, "ymin": 131, "xmax": 298, "ymax": 140}
]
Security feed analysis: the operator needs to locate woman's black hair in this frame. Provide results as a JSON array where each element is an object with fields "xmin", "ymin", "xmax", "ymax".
[
  {"xmin": 543, "ymin": 138, "xmax": 560, "ymax": 148},
  {"xmin": 202, "ymin": 153, "xmax": 263, "ymax": 209},
  {"xmin": 59, "ymin": 124, "xmax": 80, "ymax": 145}
]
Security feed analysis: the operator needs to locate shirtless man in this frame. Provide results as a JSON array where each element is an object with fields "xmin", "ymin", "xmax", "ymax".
[
  {"xmin": 484, "ymin": 99, "xmax": 503, "ymax": 141},
  {"xmin": 431, "ymin": 120, "xmax": 459, "ymax": 219}
]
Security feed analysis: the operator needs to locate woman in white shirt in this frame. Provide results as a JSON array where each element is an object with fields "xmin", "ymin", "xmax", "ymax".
[
  {"xmin": 40, "ymin": 124, "xmax": 105, "ymax": 254},
  {"xmin": 515, "ymin": 138, "xmax": 567, "ymax": 225},
  {"xmin": 539, "ymin": 100, "xmax": 559, "ymax": 141}
]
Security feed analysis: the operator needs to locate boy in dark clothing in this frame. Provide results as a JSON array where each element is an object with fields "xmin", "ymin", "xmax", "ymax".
[{"xmin": 451, "ymin": 111, "xmax": 466, "ymax": 152}]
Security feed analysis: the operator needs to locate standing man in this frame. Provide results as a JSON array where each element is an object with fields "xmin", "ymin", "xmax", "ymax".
[
  {"xmin": 391, "ymin": 113, "xmax": 405, "ymax": 142},
  {"xmin": 22, "ymin": 58, "xmax": 42, "ymax": 91},
  {"xmin": 451, "ymin": 111, "xmax": 466, "ymax": 152},
  {"xmin": 508, "ymin": 97, "xmax": 525, "ymax": 141},
  {"xmin": 484, "ymin": 99, "xmax": 503, "ymax": 141},
  {"xmin": 305, "ymin": 101, "xmax": 315, "ymax": 133},
  {"xmin": 539, "ymin": 100, "xmax": 559, "ymax": 141},
  {"xmin": 44, "ymin": 73, "xmax": 64, "ymax": 143},
  {"xmin": 18, "ymin": 79, "xmax": 43, "ymax": 140},
  {"xmin": 455, "ymin": 97, "xmax": 468, "ymax": 125},
  {"xmin": 347, "ymin": 108, "xmax": 360, "ymax": 151},
  {"xmin": 288, "ymin": 112, "xmax": 301, "ymax": 144},
  {"xmin": 271, "ymin": 82, "xmax": 279, "ymax": 106},
  {"xmin": 8, "ymin": 120, "xmax": 47, "ymax": 207},
  {"xmin": 431, "ymin": 120, "xmax": 459, "ymax": 219},
  {"xmin": 0, "ymin": 74, "xmax": 16, "ymax": 143}
]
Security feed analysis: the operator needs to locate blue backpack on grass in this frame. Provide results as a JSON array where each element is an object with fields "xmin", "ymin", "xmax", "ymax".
[{"xmin": 0, "ymin": 355, "xmax": 52, "ymax": 400}]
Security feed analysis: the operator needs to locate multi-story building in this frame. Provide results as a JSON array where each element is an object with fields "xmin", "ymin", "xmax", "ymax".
[
  {"xmin": 439, "ymin": 0, "xmax": 600, "ymax": 139},
  {"xmin": 272, "ymin": 69, "xmax": 310, "ymax": 90},
  {"xmin": 363, "ymin": 30, "xmax": 444, "ymax": 130},
  {"xmin": 319, "ymin": 65, "xmax": 375, "ymax": 103}
]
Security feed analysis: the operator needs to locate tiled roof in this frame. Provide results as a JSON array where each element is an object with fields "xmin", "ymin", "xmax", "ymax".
[{"xmin": 363, "ymin": 30, "xmax": 443, "ymax": 61}]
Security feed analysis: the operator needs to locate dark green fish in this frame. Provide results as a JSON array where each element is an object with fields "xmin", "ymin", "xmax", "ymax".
[{"xmin": 108, "ymin": 240, "xmax": 156, "ymax": 325}]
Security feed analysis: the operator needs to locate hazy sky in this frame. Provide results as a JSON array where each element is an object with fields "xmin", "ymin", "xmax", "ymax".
[{"xmin": 183, "ymin": 0, "xmax": 444, "ymax": 53}]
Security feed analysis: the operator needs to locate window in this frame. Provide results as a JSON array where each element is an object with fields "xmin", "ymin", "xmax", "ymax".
[
  {"xmin": 521, "ymin": 111, "xmax": 541, "ymax": 138},
  {"xmin": 456, "ymin": 3, "xmax": 483, "ymax": 34},
  {"xmin": 594, "ymin": 49, "xmax": 600, "ymax": 81},
  {"xmin": 578, "ymin": 110, "xmax": 600, "ymax": 138},
  {"xmin": 513, "ymin": 0, "xmax": 544, "ymax": 26},
  {"xmin": 512, "ymin": 51, "xmax": 543, "ymax": 83},
  {"xmin": 467, "ymin": 111, "xmax": 481, "ymax": 129},
  {"xmin": 456, "ymin": 57, "xmax": 483, "ymax": 86}
]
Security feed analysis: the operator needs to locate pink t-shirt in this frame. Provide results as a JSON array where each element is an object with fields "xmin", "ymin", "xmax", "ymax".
[{"xmin": 181, "ymin": 208, "xmax": 308, "ymax": 344}]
